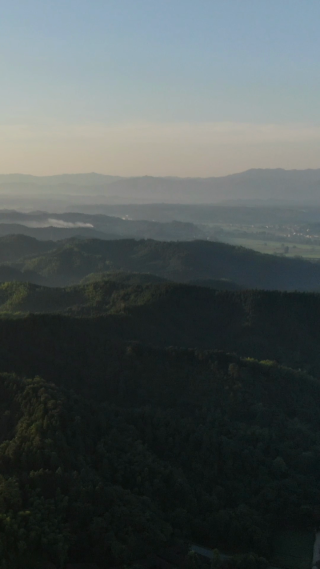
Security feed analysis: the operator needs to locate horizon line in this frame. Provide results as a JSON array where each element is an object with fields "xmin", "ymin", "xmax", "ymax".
[{"xmin": 1, "ymin": 166, "xmax": 320, "ymax": 180}]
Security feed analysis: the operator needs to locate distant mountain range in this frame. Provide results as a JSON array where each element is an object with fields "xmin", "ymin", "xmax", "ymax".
[{"xmin": 1, "ymin": 168, "xmax": 320, "ymax": 204}]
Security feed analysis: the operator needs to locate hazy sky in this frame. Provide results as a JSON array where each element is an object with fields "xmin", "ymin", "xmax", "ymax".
[{"xmin": 1, "ymin": 0, "xmax": 320, "ymax": 177}]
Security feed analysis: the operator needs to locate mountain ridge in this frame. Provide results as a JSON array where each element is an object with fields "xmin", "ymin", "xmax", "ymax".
[
  {"xmin": 4, "ymin": 234, "xmax": 320, "ymax": 289},
  {"xmin": 1, "ymin": 168, "xmax": 320, "ymax": 203},
  {"xmin": 14, "ymin": 237, "xmax": 320, "ymax": 289},
  {"xmin": 1, "ymin": 280, "xmax": 320, "ymax": 375}
]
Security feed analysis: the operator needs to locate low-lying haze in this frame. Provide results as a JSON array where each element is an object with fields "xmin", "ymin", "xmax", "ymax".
[{"xmin": 1, "ymin": 122, "xmax": 320, "ymax": 177}]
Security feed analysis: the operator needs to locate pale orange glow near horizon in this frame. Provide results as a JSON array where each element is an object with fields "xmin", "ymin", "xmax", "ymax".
[{"xmin": 0, "ymin": 121, "xmax": 320, "ymax": 177}]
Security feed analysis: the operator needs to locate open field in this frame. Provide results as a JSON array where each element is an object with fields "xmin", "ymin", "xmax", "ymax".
[{"xmin": 222, "ymin": 236, "xmax": 320, "ymax": 259}]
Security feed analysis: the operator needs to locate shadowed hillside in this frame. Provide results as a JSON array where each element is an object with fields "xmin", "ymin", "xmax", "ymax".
[
  {"xmin": 0, "ymin": 266, "xmax": 45, "ymax": 285},
  {"xmin": 0, "ymin": 236, "xmax": 320, "ymax": 567},
  {"xmin": 0, "ymin": 345, "xmax": 318, "ymax": 567},
  {"xmin": 80, "ymin": 270, "xmax": 169, "ymax": 285},
  {"xmin": 0, "ymin": 283, "xmax": 320, "ymax": 374},
  {"xmin": 16, "ymin": 238, "xmax": 320, "ymax": 289},
  {"xmin": 0, "ymin": 234, "xmax": 56, "ymax": 264}
]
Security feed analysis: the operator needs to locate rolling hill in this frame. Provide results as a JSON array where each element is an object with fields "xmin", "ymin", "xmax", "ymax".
[
  {"xmin": 0, "ymin": 246, "xmax": 319, "ymax": 565},
  {"xmin": 14, "ymin": 237, "xmax": 320, "ymax": 289},
  {"xmin": 0, "ymin": 234, "xmax": 56, "ymax": 264},
  {"xmin": 0, "ymin": 222, "xmax": 115, "ymax": 241},
  {"xmin": 80, "ymin": 270, "xmax": 169, "ymax": 285},
  {"xmin": 0, "ymin": 281, "xmax": 320, "ymax": 375},
  {"xmin": 0, "ymin": 266, "xmax": 45, "ymax": 285}
]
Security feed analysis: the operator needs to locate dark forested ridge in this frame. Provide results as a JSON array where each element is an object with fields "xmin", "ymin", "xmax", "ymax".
[
  {"xmin": 0, "ymin": 265, "xmax": 45, "ymax": 285},
  {"xmin": 6, "ymin": 236, "xmax": 320, "ymax": 290},
  {"xmin": 0, "ymin": 279, "xmax": 245, "ymax": 314},
  {"xmin": 0, "ymin": 234, "xmax": 56, "ymax": 264},
  {"xmin": 81, "ymin": 270, "xmax": 169, "ymax": 286},
  {"xmin": 0, "ymin": 282, "xmax": 320, "ymax": 374},
  {"xmin": 0, "ymin": 348, "xmax": 319, "ymax": 568},
  {"xmin": 1, "ymin": 235, "xmax": 320, "ymax": 567}
]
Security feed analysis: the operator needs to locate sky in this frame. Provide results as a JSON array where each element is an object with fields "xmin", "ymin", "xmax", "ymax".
[{"xmin": 1, "ymin": 0, "xmax": 320, "ymax": 177}]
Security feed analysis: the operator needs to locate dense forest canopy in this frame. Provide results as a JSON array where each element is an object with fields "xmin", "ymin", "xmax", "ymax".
[
  {"xmin": 3, "ymin": 235, "xmax": 320, "ymax": 289},
  {"xmin": 0, "ymin": 282, "xmax": 319, "ymax": 374},
  {"xmin": 0, "ymin": 349, "xmax": 319, "ymax": 568},
  {"xmin": 0, "ymin": 234, "xmax": 319, "ymax": 567}
]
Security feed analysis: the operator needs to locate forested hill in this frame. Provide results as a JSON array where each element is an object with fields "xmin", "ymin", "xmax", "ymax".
[
  {"xmin": 0, "ymin": 346, "xmax": 319, "ymax": 567},
  {"xmin": 2, "ymin": 235, "xmax": 320, "ymax": 567},
  {"xmin": 0, "ymin": 279, "xmax": 242, "ymax": 314},
  {"xmin": 0, "ymin": 234, "xmax": 56, "ymax": 263},
  {"xmin": 1, "ymin": 282, "xmax": 320, "ymax": 374},
  {"xmin": 9, "ymin": 236, "xmax": 320, "ymax": 290}
]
